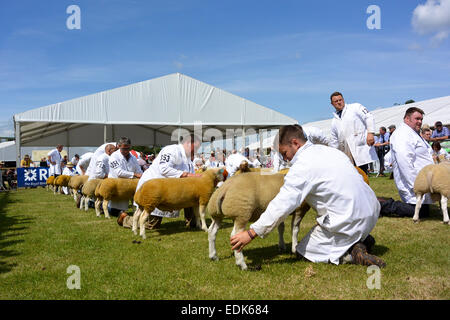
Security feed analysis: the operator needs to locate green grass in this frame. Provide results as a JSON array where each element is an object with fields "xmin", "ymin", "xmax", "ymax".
[{"xmin": 0, "ymin": 176, "xmax": 449, "ymax": 300}]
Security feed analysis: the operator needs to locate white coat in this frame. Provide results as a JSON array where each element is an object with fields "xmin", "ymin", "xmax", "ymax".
[
  {"xmin": 76, "ymin": 152, "xmax": 93, "ymax": 175},
  {"xmin": 85, "ymin": 143, "xmax": 115, "ymax": 177},
  {"xmin": 250, "ymin": 141, "xmax": 380, "ymax": 265},
  {"xmin": 88, "ymin": 153, "xmax": 110, "ymax": 180},
  {"xmin": 108, "ymin": 150, "xmax": 142, "ymax": 210},
  {"xmin": 225, "ymin": 153, "xmax": 250, "ymax": 177},
  {"xmin": 330, "ymin": 103, "xmax": 378, "ymax": 166},
  {"xmin": 62, "ymin": 167, "xmax": 75, "ymax": 195},
  {"xmin": 389, "ymin": 122, "xmax": 434, "ymax": 204},
  {"xmin": 135, "ymin": 144, "xmax": 194, "ymax": 218},
  {"xmin": 47, "ymin": 148, "xmax": 62, "ymax": 176},
  {"xmin": 303, "ymin": 126, "xmax": 330, "ymax": 146}
]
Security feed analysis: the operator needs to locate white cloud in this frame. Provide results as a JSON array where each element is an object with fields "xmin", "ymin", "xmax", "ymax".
[{"xmin": 412, "ymin": 0, "xmax": 450, "ymax": 44}]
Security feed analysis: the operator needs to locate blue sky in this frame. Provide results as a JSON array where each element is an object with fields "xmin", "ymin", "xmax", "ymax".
[{"xmin": 1, "ymin": 0, "xmax": 450, "ymax": 136}]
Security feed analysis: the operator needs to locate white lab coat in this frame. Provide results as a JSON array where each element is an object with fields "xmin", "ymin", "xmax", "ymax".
[
  {"xmin": 389, "ymin": 122, "xmax": 434, "ymax": 204},
  {"xmin": 271, "ymin": 151, "xmax": 290, "ymax": 172},
  {"xmin": 47, "ymin": 149, "xmax": 62, "ymax": 176},
  {"xmin": 108, "ymin": 150, "xmax": 142, "ymax": 210},
  {"xmin": 76, "ymin": 152, "xmax": 93, "ymax": 175},
  {"xmin": 88, "ymin": 153, "xmax": 110, "ymax": 180},
  {"xmin": 225, "ymin": 153, "xmax": 250, "ymax": 177},
  {"xmin": 85, "ymin": 143, "xmax": 115, "ymax": 177},
  {"xmin": 250, "ymin": 141, "xmax": 380, "ymax": 265},
  {"xmin": 330, "ymin": 103, "xmax": 378, "ymax": 166},
  {"xmin": 303, "ymin": 126, "xmax": 330, "ymax": 146},
  {"xmin": 135, "ymin": 144, "xmax": 194, "ymax": 218}
]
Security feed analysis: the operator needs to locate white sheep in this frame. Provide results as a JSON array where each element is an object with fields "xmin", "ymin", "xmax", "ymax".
[
  {"xmin": 206, "ymin": 171, "xmax": 309, "ymax": 270},
  {"xmin": 413, "ymin": 162, "xmax": 450, "ymax": 224},
  {"xmin": 133, "ymin": 167, "xmax": 226, "ymax": 239},
  {"xmin": 80, "ymin": 178, "xmax": 103, "ymax": 211}
]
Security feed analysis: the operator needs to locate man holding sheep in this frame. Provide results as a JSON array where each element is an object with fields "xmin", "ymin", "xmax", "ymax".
[
  {"xmin": 118, "ymin": 133, "xmax": 203, "ymax": 230},
  {"xmin": 231, "ymin": 124, "xmax": 386, "ymax": 267}
]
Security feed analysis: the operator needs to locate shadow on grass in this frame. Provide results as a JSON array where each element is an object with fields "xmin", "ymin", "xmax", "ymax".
[
  {"xmin": 0, "ymin": 192, "xmax": 34, "ymax": 274},
  {"xmin": 143, "ymin": 219, "xmax": 234, "ymax": 237}
]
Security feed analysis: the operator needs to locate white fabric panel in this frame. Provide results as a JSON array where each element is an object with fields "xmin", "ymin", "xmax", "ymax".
[{"xmin": 0, "ymin": 141, "xmax": 16, "ymax": 161}]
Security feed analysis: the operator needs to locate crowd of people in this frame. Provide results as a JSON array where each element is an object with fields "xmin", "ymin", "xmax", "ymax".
[{"xmin": 5, "ymin": 91, "xmax": 449, "ymax": 269}]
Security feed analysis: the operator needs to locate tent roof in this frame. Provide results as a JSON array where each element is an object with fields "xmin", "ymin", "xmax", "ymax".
[
  {"xmin": 302, "ymin": 95, "xmax": 450, "ymax": 138},
  {"xmin": 0, "ymin": 141, "xmax": 16, "ymax": 161},
  {"xmin": 13, "ymin": 73, "xmax": 298, "ymax": 147}
]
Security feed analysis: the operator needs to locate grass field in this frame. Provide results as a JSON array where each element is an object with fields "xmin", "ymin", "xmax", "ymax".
[{"xmin": 0, "ymin": 176, "xmax": 448, "ymax": 300}]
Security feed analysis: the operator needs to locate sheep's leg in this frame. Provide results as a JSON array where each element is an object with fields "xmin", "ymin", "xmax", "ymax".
[
  {"xmin": 132, "ymin": 208, "xmax": 142, "ymax": 235},
  {"xmin": 291, "ymin": 204, "xmax": 309, "ymax": 254},
  {"xmin": 84, "ymin": 196, "xmax": 90, "ymax": 211},
  {"xmin": 139, "ymin": 209, "xmax": 151, "ymax": 240},
  {"xmin": 103, "ymin": 200, "xmax": 110, "ymax": 219},
  {"xmin": 208, "ymin": 218, "xmax": 222, "ymax": 261},
  {"xmin": 277, "ymin": 222, "xmax": 286, "ymax": 252},
  {"xmin": 441, "ymin": 195, "xmax": 449, "ymax": 225},
  {"xmin": 199, "ymin": 204, "xmax": 208, "ymax": 232},
  {"xmin": 231, "ymin": 222, "xmax": 248, "ymax": 270},
  {"xmin": 413, "ymin": 194, "xmax": 423, "ymax": 223},
  {"xmin": 79, "ymin": 195, "xmax": 86, "ymax": 211},
  {"xmin": 73, "ymin": 189, "xmax": 78, "ymax": 202},
  {"xmin": 95, "ymin": 198, "xmax": 102, "ymax": 217}
]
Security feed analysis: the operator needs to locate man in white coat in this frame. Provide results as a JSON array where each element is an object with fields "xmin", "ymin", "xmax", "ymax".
[
  {"xmin": 47, "ymin": 144, "xmax": 64, "ymax": 177},
  {"xmin": 225, "ymin": 150, "xmax": 251, "ymax": 177},
  {"xmin": 118, "ymin": 134, "xmax": 202, "ymax": 229},
  {"xmin": 329, "ymin": 92, "xmax": 378, "ymax": 174},
  {"xmin": 107, "ymin": 137, "xmax": 142, "ymax": 217},
  {"xmin": 230, "ymin": 124, "xmax": 386, "ymax": 267},
  {"xmin": 378, "ymin": 107, "xmax": 434, "ymax": 218},
  {"xmin": 87, "ymin": 144, "xmax": 117, "ymax": 180},
  {"xmin": 76, "ymin": 152, "xmax": 94, "ymax": 175},
  {"xmin": 61, "ymin": 162, "xmax": 76, "ymax": 195}
]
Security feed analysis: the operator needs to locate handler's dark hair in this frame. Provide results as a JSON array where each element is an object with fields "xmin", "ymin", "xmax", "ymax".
[
  {"xmin": 118, "ymin": 137, "xmax": 132, "ymax": 145},
  {"xmin": 404, "ymin": 107, "xmax": 424, "ymax": 119},
  {"xmin": 277, "ymin": 124, "xmax": 307, "ymax": 147},
  {"xmin": 330, "ymin": 91, "xmax": 343, "ymax": 101}
]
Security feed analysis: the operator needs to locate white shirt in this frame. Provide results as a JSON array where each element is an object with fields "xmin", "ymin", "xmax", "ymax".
[
  {"xmin": 135, "ymin": 144, "xmax": 194, "ymax": 218},
  {"xmin": 330, "ymin": 103, "xmax": 378, "ymax": 166},
  {"xmin": 88, "ymin": 153, "xmax": 110, "ymax": 180},
  {"xmin": 62, "ymin": 167, "xmax": 75, "ymax": 176},
  {"xmin": 390, "ymin": 122, "xmax": 434, "ymax": 204},
  {"xmin": 76, "ymin": 152, "xmax": 93, "ymax": 175},
  {"xmin": 47, "ymin": 148, "xmax": 63, "ymax": 176},
  {"xmin": 85, "ymin": 143, "xmax": 115, "ymax": 177},
  {"xmin": 205, "ymin": 158, "xmax": 223, "ymax": 168},
  {"xmin": 108, "ymin": 150, "xmax": 142, "ymax": 179},
  {"xmin": 250, "ymin": 141, "xmax": 380, "ymax": 265},
  {"xmin": 225, "ymin": 153, "xmax": 250, "ymax": 177}
]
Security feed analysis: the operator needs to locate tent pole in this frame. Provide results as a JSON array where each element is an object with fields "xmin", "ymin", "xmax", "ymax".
[
  {"xmin": 15, "ymin": 120, "xmax": 21, "ymax": 168},
  {"xmin": 242, "ymin": 126, "xmax": 246, "ymax": 154},
  {"xmin": 103, "ymin": 125, "xmax": 107, "ymax": 144}
]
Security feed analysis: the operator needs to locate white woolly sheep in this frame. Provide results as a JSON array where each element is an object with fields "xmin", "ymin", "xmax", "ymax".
[
  {"xmin": 68, "ymin": 175, "xmax": 89, "ymax": 202},
  {"xmin": 95, "ymin": 178, "xmax": 139, "ymax": 219},
  {"xmin": 413, "ymin": 162, "xmax": 450, "ymax": 224},
  {"xmin": 133, "ymin": 167, "xmax": 226, "ymax": 239},
  {"xmin": 206, "ymin": 171, "xmax": 310, "ymax": 270}
]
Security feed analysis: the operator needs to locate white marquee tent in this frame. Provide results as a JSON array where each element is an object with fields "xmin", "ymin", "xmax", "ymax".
[
  {"xmin": 248, "ymin": 95, "xmax": 450, "ymax": 150},
  {"xmin": 0, "ymin": 141, "xmax": 16, "ymax": 162},
  {"xmin": 13, "ymin": 73, "xmax": 298, "ymax": 165}
]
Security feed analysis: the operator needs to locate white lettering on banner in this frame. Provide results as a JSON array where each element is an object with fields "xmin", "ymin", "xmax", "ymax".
[{"xmin": 39, "ymin": 168, "xmax": 48, "ymax": 181}]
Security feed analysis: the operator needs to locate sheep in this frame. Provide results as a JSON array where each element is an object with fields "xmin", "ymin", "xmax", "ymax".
[
  {"xmin": 207, "ymin": 172, "xmax": 310, "ymax": 270},
  {"xmin": 95, "ymin": 178, "xmax": 139, "ymax": 219},
  {"xmin": 207, "ymin": 166, "xmax": 371, "ymax": 270},
  {"xmin": 80, "ymin": 178, "xmax": 103, "ymax": 211},
  {"xmin": 68, "ymin": 175, "xmax": 89, "ymax": 203},
  {"xmin": 413, "ymin": 162, "xmax": 450, "ymax": 224},
  {"xmin": 133, "ymin": 167, "xmax": 226, "ymax": 239},
  {"xmin": 46, "ymin": 176, "xmax": 55, "ymax": 192},
  {"xmin": 54, "ymin": 175, "xmax": 72, "ymax": 195}
]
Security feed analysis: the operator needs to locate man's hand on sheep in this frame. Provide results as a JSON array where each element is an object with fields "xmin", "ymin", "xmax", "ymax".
[{"xmin": 230, "ymin": 229, "xmax": 257, "ymax": 252}]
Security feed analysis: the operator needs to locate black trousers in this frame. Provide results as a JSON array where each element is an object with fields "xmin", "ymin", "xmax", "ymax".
[
  {"xmin": 380, "ymin": 198, "xmax": 429, "ymax": 218},
  {"xmin": 377, "ymin": 149, "xmax": 385, "ymax": 174}
]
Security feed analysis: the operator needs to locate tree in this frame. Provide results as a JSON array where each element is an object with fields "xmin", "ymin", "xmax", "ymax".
[{"xmin": 405, "ymin": 99, "xmax": 415, "ymax": 104}]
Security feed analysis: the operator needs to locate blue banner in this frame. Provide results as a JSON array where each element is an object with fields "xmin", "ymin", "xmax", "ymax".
[{"xmin": 17, "ymin": 167, "xmax": 50, "ymax": 187}]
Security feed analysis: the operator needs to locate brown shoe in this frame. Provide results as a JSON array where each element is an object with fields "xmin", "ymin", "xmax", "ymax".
[
  {"xmin": 351, "ymin": 243, "xmax": 386, "ymax": 268},
  {"xmin": 117, "ymin": 212, "xmax": 128, "ymax": 226}
]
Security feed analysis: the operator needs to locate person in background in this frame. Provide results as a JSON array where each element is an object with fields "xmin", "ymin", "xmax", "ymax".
[
  {"xmin": 431, "ymin": 141, "xmax": 449, "ymax": 163},
  {"xmin": 430, "ymin": 121, "xmax": 449, "ymax": 142},
  {"xmin": 373, "ymin": 127, "xmax": 390, "ymax": 177},
  {"xmin": 21, "ymin": 154, "xmax": 32, "ymax": 168},
  {"xmin": 71, "ymin": 154, "xmax": 80, "ymax": 167},
  {"xmin": 421, "ymin": 127, "xmax": 432, "ymax": 142},
  {"xmin": 329, "ymin": 92, "xmax": 378, "ymax": 174},
  {"xmin": 62, "ymin": 162, "xmax": 76, "ymax": 195},
  {"xmin": 47, "ymin": 144, "xmax": 64, "ymax": 178}
]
